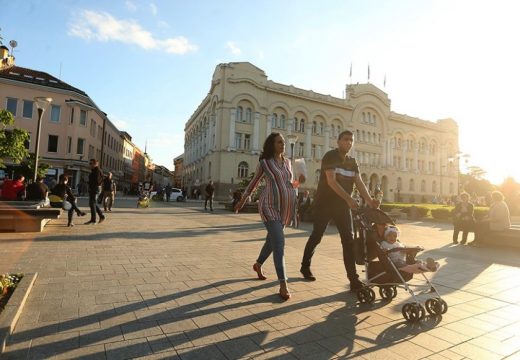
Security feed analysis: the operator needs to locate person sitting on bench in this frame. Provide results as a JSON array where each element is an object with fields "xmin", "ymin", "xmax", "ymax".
[{"xmin": 468, "ymin": 191, "xmax": 511, "ymax": 247}]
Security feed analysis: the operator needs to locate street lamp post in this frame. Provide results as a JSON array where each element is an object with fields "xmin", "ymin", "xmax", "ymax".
[
  {"xmin": 33, "ymin": 97, "xmax": 53, "ymax": 182},
  {"xmin": 287, "ymin": 134, "xmax": 298, "ymax": 161}
]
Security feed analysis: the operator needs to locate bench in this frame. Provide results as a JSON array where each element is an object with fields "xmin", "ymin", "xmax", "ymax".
[
  {"xmin": 0, "ymin": 207, "xmax": 62, "ymax": 232},
  {"xmin": 480, "ymin": 227, "xmax": 520, "ymax": 249}
]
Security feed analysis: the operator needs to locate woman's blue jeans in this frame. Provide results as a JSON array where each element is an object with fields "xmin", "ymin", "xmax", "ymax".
[{"xmin": 257, "ymin": 220, "xmax": 287, "ymax": 280}]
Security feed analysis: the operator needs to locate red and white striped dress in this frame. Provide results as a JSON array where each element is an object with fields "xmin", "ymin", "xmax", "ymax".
[{"xmin": 243, "ymin": 158, "xmax": 297, "ymax": 226}]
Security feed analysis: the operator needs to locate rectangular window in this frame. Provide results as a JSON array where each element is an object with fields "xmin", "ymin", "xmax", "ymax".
[
  {"xmin": 50, "ymin": 105, "xmax": 61, "ymax": 123},
  {"xmin": 67, "ymin": 136, "xmax": 72, "ymax": 154},
  {"xmin": 90, "ymin": 119, "xmax": 96, "ymax": 137},
  {"xmin": 235, "ymin": 132, "xmax": 242, "ymax": 149},
  {"xmin": 79, "ymin": 110, "xmax": 87, "ymax": 126},
  {"xmin": 6, "ymin": 98, "xmax": 17, "ymax": 116},
  {"xmin": 23, "ymin": 100, "xmax": 33, "ymax": 118},
  {"xmin": 47, "ymin": 135, "xmax": 58, "ymax": 153},
  {"xmin": 76, "ymin": 138, "xmax": 85, "ymax": 154},
  {"xmin": 88, "ymin": 145, "xmax": 94, "ymax": 159},
  {"xmin": 244, "ymin": 134, "xmax": 251, "ymax": 150},
  {"xmin": 298, "ymin": 142, "xmax": 305, "ymax": 157},
  {"xmin": 70, "ymin": 108, "xmax": 74, "ymax": 124}
]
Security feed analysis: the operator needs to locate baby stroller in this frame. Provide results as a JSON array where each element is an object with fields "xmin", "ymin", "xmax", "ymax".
[
  {"xmin": 137, "ymin": 190, "xmax": 150, "ymax": 208},
  {"xmin": 353, "ymin": 207, "xmax": 448, "ymax": 322}
]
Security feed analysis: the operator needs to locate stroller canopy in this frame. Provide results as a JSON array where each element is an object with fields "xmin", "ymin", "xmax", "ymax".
[{"xmin": 356, "ymin": 208, "xmax": 395, "ymax": 226}]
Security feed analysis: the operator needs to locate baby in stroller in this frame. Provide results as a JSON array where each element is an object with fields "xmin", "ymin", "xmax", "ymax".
[
  {"xmin": 380, "ymin": 225, "xmax": 439, "ymax": 274},
  {"xmin": 354, "ymin": 208, "xmax": 447, "ymax": 322}
]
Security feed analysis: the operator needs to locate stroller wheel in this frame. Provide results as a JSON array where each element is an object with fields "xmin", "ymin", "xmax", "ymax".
[
  {"xmin": 437, "ymin": 298, "xmax": 448, "ymax": 314},
  {"xmin": 402, "ymin": 303, "xmax": 424, "ymax": 322},
  {"xmin": 379, "ymin": 286, "xmax": 397, "ymax": 300},
  {"xmin": 425, "ymin": 298, "xmax": 442, "ymax": 316},
  {"xmin": 356, "ymin": 288, "xmax": 375, "ymax": 304}
]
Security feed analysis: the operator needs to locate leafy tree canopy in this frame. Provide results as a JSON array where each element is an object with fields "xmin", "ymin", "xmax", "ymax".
[{"xmin": 0, "ymin": 109, "xmax": 30, "ymax": 168}]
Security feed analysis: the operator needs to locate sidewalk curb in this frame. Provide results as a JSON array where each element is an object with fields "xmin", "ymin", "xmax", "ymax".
[{"xmin": 0, "ymin": 272, "xmax": 38, "ymax": 354}]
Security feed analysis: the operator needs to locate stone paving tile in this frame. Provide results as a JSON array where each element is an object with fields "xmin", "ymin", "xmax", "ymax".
[
  {"xmin": 2, "ymin": 202, "xmax": 520, "ymax": 359},
  {"xmin": 175, "ymin": 344, "xmax": 227, "ymax": 360},
  {"xmin": 54, "ymin": 344, "xmax": 106, "ymax": 360},
  {"xmin": 105, "ymin": 337, "xmax": 153, "ymax": 360}
]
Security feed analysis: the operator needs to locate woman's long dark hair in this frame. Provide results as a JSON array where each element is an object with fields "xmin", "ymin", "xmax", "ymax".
[{"xmin": 260, "ymin": 132, "xmax": 283, "ymax": 160}]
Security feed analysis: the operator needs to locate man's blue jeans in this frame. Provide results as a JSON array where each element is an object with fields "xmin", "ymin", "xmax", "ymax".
[{"xmin": 257, "ymin": 220, "xmax": 287, "ymax": 280}]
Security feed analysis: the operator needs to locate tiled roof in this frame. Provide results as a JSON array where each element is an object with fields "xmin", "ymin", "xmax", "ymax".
[{"xmin": 0, "ymin": 65, "xmax": 87, "ymax": 96}]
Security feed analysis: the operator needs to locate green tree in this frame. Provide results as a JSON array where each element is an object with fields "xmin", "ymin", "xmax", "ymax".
[
  {"xmin": 459, "ymin": 165, "xmax": 494, "ymax": 197},
  {"xmin": 0, "ymin": 109, "xmax": 30, "ymax": 168}
]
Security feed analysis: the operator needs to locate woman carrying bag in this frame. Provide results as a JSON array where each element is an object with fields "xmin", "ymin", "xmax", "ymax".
[{"xmin": 50, "ymin": 175, "xmax": 86, "ymax": 227}]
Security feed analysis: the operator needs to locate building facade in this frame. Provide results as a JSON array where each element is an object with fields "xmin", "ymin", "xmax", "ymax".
[
  {"xmin": 183, "ymin": 62, "xmax": 459, "ymax": 202},
  {"xmin": 0, "ymin": 48, "xmax": 172, "ymax": 192}
]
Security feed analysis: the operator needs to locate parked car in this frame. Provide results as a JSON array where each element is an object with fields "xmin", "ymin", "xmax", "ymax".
[{"xmin": 170, "ymin": 187, "xmax": 185, "ymax": 201}]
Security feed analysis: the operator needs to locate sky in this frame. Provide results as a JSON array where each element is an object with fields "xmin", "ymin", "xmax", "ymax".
[{"xmin": 1, "ymin": 0, "xmax": 519, "ymax": 184}]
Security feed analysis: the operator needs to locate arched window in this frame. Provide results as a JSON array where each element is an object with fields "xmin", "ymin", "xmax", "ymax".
[
  {"xmin": 238, "ymin": 161, "xmax": 249, "ymax": 178},
  {"xmin": 319, "ymin": 122, "xmax": 324, "ymax": 135},
  {"xmin": 293, "ymin": 118, "xmax": 298, "ymax": 132},
  {"xmin": 409, "ymin": 179, "xmax": 415, "ymax": 191},
  {"xmin": 280, "ymin": 114, "xmax": 285, "ymax": 129},
  {"xmin": 362, "ymin": 112, "xmax": 366, "ymax": 123},
  {"xmin": 271, "ymin": 114, "xmax": 277, "ymax": 128},
  {"xmin": 397, "ymin": 177, "xmax": 402, "ymax": 191},
  {"xmin": 312, "ymin": 121, "xmax": 317, "ymax": 135},
  {"xmin": 236, "ymin": 107, "xmax": 243, "ymax": 121},
  {"xmin": 421, "ymin": 180, "xmax": 426, "ymax": 192},
  {"xmin": 362, "ymin": 130, "xmax": 366, "ymax": 142},
  {"xmin": 299, "ymin": 119, "xmax": 305, "ymax": 133},
  {"xmin": 336, "ymin": 125, "xmax": 341, "ymax": 137},
  {"xmin": 245, "ymin": 108, "xmax": 252, "ymax": 123},
  {"xmin": 356, "ymin": 129, "xmax": 360, "ymax": 140},
  {"xmin": 372, "ymin": 114, "xmax": 376, "ymax": 125}
]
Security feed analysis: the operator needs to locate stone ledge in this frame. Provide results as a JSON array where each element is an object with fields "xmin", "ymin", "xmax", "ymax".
[{"xmin": 0, "ymin": 272, "xmax": 38, "ymax": 354}]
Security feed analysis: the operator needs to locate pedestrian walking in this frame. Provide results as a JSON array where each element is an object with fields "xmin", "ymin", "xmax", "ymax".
[
  {"xmin": 205, "ymin": 180, "xmax": 215, "ymax": 211},
  {"xmin": 235, "ymin": 132, "xmax": 304, "ymax": 301},
  {"xmin": 102, "ymin": 172, "xmax": 116, "ymax": 211},
  {"xmin": 300, "ymin": 130, "xmax": 379, "ymax": 291},
  {"xmin": 85, "ymin": 159, "xmax": 105, "ymax": 224}
]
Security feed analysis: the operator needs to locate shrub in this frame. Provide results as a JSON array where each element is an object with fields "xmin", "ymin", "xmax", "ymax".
[
  {"xmin": 474, "ymin": 207, "xmax": 489, "ymax": 221},
  {"xmin": 431, "ymin": 208, "xmax": 452, "ymax": 220},
  {"xmin": 408, "ymin": 205, "xmax": 430, "ymax": 219}
]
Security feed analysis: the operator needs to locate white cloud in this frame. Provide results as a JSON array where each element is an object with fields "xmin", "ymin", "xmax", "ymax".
[
  {"xmin": 226, "ymin": 41, "xmax": 241, "ymax": 55},
  {"xmin": 109, "ymin": 115, "xmax": 128, "ymax": 130},
  {"xmin": 125, "ymin": 1, "xmax": 137, "ymax": 12},
  {"xmin": 150, "ymin": 3, "xmax": 158, "ymax": 15},
  {"xmin": 68, "ymin": 10, "xmax": 198, "ymax": 54},
  {"xmin": 157, "ymin": 20, "xmax": 170, "ymax": 29}
]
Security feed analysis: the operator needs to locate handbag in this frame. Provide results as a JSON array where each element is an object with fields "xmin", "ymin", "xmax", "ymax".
[{"xmin": 49, "ymin": 194, "xmax": 72, "ymax": 210}]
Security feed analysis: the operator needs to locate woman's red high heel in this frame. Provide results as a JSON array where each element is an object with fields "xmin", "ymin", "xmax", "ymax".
[{"xmin": 253, "ymin": 263, "xmax": 267, "ymax": 280}]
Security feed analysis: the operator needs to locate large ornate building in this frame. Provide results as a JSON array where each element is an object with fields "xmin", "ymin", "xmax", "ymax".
[{"xmin": 183, "ymin": 62, "xmax": 459, "ymax": 202}]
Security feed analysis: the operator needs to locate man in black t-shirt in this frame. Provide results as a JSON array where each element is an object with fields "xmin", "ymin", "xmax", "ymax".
[{"xmin": 300, "ymin": 130, "xmax": 379, "ymax": 291}]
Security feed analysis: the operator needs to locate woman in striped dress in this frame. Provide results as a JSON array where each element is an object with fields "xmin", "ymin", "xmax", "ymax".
[{"xmin": 235, "ymin": 132, "xmax": 302, "ymax": 300}]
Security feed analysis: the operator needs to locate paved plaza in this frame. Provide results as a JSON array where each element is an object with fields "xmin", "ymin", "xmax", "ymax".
[{"xmin": 1, "ymin": 199, "xmax": 520, "ymax": 359}]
